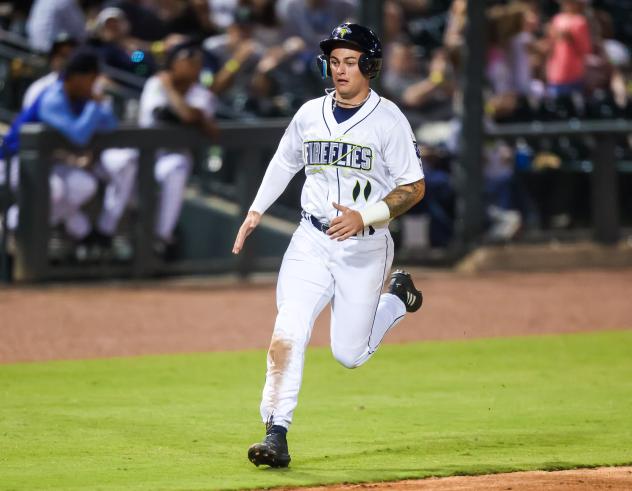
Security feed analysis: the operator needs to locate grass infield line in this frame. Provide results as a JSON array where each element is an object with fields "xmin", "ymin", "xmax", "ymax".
[{"xmin": 1, "ymin": 330, "xmax": 631, "ymax": 490}]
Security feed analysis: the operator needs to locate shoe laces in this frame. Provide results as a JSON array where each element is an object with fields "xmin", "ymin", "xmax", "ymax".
[{"xmin": 265, "ymin": 415, "xmax": 274, "ymax": 434}]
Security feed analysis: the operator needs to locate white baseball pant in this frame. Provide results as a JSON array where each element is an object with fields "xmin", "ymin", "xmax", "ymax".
[
  {"xmin": 97, "ymin": 148, "xmax": 139, "ymax": 235},
  {"xmin": 154, "ymin": 152, "xmax": 192, "ymax": 241},
  {"xmin": 97, "ymin": 149, "xmax": 191, "ymax": 241},
  {"xmin": 260, "ymin": 219, "xmax": 406, "ymax": 429},
  {"xmin": 2, "ymin": 158, "xmax": 97, "ymax": 239}
]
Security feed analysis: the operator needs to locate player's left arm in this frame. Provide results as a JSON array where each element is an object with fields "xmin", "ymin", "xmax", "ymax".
[
  {"xmin": 328, "ymin": 179, "xmax": 425, "ymax": 241},
  {"xmin": 383, "ymin": 179, "xmax": 425, "ymax": 217}
]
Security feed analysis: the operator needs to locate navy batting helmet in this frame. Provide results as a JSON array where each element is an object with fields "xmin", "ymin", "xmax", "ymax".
[{"xmin": 317, "ymin": 23, "xmax": 382, "ymax": 79}]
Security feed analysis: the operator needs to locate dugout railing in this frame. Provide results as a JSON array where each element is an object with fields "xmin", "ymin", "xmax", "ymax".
[
  {"xmin": 4, "ymin": 121, "xmax": 288, "ymax": 282},
  {"xmin": 484, "ymin": 119, "xmax": 632, "ymax": 246}
]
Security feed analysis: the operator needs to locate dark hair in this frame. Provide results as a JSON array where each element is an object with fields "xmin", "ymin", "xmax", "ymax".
[
  {"xmin": 61, "ymin": 48, "xmax": 101, "ymax": 78},
  {"xmin": 233, "ymin": 5, "xmax": 256, "ymax": 26},
  {"xmin": 49, "ymin": 33, "xmax": 78, "ymax": 61},
  {"xmin": 164, "ymin": 41, "xmax": 202, "ymax": 70}
]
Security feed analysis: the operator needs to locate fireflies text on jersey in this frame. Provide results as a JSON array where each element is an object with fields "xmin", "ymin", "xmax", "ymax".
[{"xmin": 303, "ymin": 140, "xmax": 373, "ymax": 171}]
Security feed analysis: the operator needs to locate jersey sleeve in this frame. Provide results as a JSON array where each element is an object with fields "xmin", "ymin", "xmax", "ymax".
[
  {"xmin": 138, "ymin": 76, "xmax": 166, "ymax": 127},
  {"xmin": 188, "ymin": 85, "xmax": 216, "ymax": 120},
  {"xmin": 39, "ymin": 86, "xmax": 117, "ymax": 146},
  {"xmin": 382, "ymin": 114, "xmax": 424, "ymax": 186},
  {"xmin": 249, "ymin": 111, "xmax": 305, "ymax": 214}
]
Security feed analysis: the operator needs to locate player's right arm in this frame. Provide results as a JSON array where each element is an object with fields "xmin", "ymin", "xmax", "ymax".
[
  {"xmin": 232, "ymin": 210, "xmax": 261, "ymax": 254},
  {"xmin": 39, "ymin": 82, "xmax": 118, "ymax": 146},
  {"xmin": 158, "ymin": 72, "xmax": 204, "ymax": 124},
  {"xmin": 232, "ymin": 108, "xmax": 305, "ymax": 254}
]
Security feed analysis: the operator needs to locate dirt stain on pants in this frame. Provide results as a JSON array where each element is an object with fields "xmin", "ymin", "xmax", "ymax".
[{"xmin": 267, "ymin": 336, "xmax": 292, "ymax": 410}]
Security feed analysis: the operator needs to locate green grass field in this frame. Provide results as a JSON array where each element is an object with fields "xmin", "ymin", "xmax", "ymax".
[{"xmin": 1, "ymin": 330, "xmax": 632, "ymax": 491}]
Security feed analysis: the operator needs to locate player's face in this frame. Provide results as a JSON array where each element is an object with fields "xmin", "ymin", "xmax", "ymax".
[
  {"xmin": 66, "ymin": 72, "xmax": 99, "ymax": 100},
  {"xmin": 329, "ymin": 47, "xmax": 369, "ymax": 101},
  {"xmin": 172, "ymin": 52, "xmax": 203, "ymax": 85}
]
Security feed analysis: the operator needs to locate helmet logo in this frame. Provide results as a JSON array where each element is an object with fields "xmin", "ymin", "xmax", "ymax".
[{"xmin": 337, "ymin": 26, "xmax": 351, "ymax": 38}]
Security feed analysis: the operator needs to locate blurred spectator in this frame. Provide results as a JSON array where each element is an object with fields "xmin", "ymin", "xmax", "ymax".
[
  {"xmin": 248, "ymin": 35, "xmax": 318, "ymax": 116},
  {"xmin": 103, "ymin": 0, "xmax": 169, "ymax": 42},
  {"xmin": 276, "ymin": 0, "xmax": 356, "ymax": 50},
  {"xmin": 0, "ymin": 0, "xmax": 34, "ymax": 35},
  {"xmin": 209, "ymin": 0, "xmax": 239, "ymax": 30},
  {"xmin": 484, "ymin": 2, "xmax": 536, "ymax": 122},
  {"xmin": 382, "ymin": 0, "xmax": 405, "ymax": 46},
  {"xmin": 484, "ymin": 140, "xmax": 522, "ymax": 241},
  {"xmin": 381, "ymin": 31, "xmax": 455, "ymax": 123},
  {"xmin": 164, "ymin": 0, "xmax": 218, "ymax": 41},
  {"xmin": 241, "ymin": 0, "xmax": 283, "ymax": 46},
  {"xmin": 204, "ymin": 6, "xmax": 265, "ymax": 111},
  {"xmin": 143, "ymin": 41, "xmax": 217, "ymax": 252},
  {"xmin": 26, "ymin": 0, "xmax": 87, "ymax": 52},
  {"xmin": 400, "ymin": 0, "xmax": 452, "ymax": 58},
  {"xmin": 443, "ymin": 0, "xmax": 466, "ymax": 54},
  {"xmin": 237, "ymin": 1, "xmax": 334, "ymax": 116},
  {"xmin": 400, "ymin": 47, "xmax": 455, "ymax": 115},
  {"xmin": 381, "ymin": 36, "xmax": 422, "ymax": 103},
  {"xmin": 88, "ymin": 7, "xmax": 157, "ymax": 78},
  {"xmin": 403, "ymin": 143, "xmax": 455, "ymax": 249},
  {"xmin": 22, "ymin": 33, "xmax": 78, "ymax": 109},
  {"xmin": 605, "ymin": 39, "xmax": 631, "ymax": 109},
  {"xmin": 0, "ymin": 49, "xmax": 118, "ymax": 245},
  {"xmin": 545, "ymin": 0, "xmax": 592, "ymax": 97},
  {"xmin": 102, "ymin": 42, "xmax": 217, "ymax": 257},
  {"xmin": 512, "ymin": 1, "xmax": 544, "ymax": 100}
]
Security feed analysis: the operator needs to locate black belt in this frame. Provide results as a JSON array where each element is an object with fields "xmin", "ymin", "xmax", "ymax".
[
  {"xmin": 302, "ymin": 210, "xmax": 330, "ymax": 233},
  {"xmin": 302, "ymin": 210, "xmax": 376, "ymax": 236}
]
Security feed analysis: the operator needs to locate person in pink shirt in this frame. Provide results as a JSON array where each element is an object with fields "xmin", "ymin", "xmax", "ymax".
[{"xmin": 546, "ymin": 0, "xmax": 592, "ymax": 97}]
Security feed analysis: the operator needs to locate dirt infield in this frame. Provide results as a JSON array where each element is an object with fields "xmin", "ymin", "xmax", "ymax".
[
  {"xmin": 282, "ymin": 466, "xmax": 632, "ymax": 490},
  {"xmin": 1, "ymin": 268, "xmax": 631, "ymax": 363},
  {"xmin": 2, "ymin": 267, "xmax": 632, "ymax": 490}
]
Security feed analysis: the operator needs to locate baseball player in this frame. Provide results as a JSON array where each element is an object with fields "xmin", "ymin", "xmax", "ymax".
[
  {"xmin": 1, "ymin": 49, "xmax": 117, "ymax": 242},
  {"xmin": 100, "ymin": 41, "xmax": 217, "ymax": 255},
  {"xmin": 232, "ymin": 23, "xmax": 425, "ymax": 468}
]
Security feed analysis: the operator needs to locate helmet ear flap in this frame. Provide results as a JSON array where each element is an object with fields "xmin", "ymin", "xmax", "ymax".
[
  {"xmin": 316, "ymin": 54, "xmax": 330, "ymax": 79},
  {"xmin": 358, "ymin": 54, "xmax": 382, "ymax": 79}
]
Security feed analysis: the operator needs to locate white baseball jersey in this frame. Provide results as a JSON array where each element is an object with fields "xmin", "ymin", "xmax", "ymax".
[
  {"xmin": 251, "ymin": 89, "xmax": 424, "ymax": 232},
  {"xmin": 138, "ymin": 75, "xmax": 216, "ymax": 127},
  {"xmin": 22, "ymin": 72, "xmax": 59, "ymax": 109}
]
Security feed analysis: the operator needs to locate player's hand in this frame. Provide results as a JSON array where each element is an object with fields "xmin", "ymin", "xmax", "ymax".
[
  {"xmin": 234, "ymin": 40, "xmax": 256, "ymax": 63},
  {"xmin": 327, "ymin": 202, "xmax": 364, "ymax": 241},
  {"xmin": 158, "ymin": 71, "xmax": 176, "ymax": 92},
  {"xmin": 233, "ymin": 211, "xmax": 261, "ymax": 254}
]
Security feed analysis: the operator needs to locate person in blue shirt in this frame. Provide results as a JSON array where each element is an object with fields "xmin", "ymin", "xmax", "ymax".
[{"xmin": 1, "ymin": 49, "xmax": 120, "ymax": 243}]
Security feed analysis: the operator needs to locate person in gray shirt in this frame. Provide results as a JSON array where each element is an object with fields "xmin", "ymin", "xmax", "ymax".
[
  {"xmin": 276, "ymin": 0, "xmax": 357, "ymax": 50},
  {"xmin": 26, "ymin": 0, "xmax": 86, "ymax": 53}
]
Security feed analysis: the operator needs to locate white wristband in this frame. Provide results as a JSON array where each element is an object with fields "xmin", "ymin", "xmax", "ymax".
[{"xmin": 359, "ymin": 201, "xmax": 391, "ymax": 227}]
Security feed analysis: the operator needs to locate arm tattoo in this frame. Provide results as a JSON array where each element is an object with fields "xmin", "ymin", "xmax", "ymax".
[{"xmin": 384, "ymin": 179, "xmax": 425, "ymax": 219}]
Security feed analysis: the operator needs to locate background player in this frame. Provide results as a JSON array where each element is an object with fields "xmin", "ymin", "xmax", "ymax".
[
  {"xmin": 101, "ymin": 41, "xmax": 217, "ymax": 257},
  {"xmin": 232, "ymin": 23, "xmax": 425, "ymax": 468},
  {"xmin": 0, "ymin": 49, "xmax": 117, "ymax": 244}
]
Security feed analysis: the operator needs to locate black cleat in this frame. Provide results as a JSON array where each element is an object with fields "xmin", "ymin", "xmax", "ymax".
[
  {"xmin": 248, "ymin": 427, "xmax": 291, "ymax": 468},
  {"xmin": 388, "ymin": 270, "xmax": 423, "ymax": 312}
]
